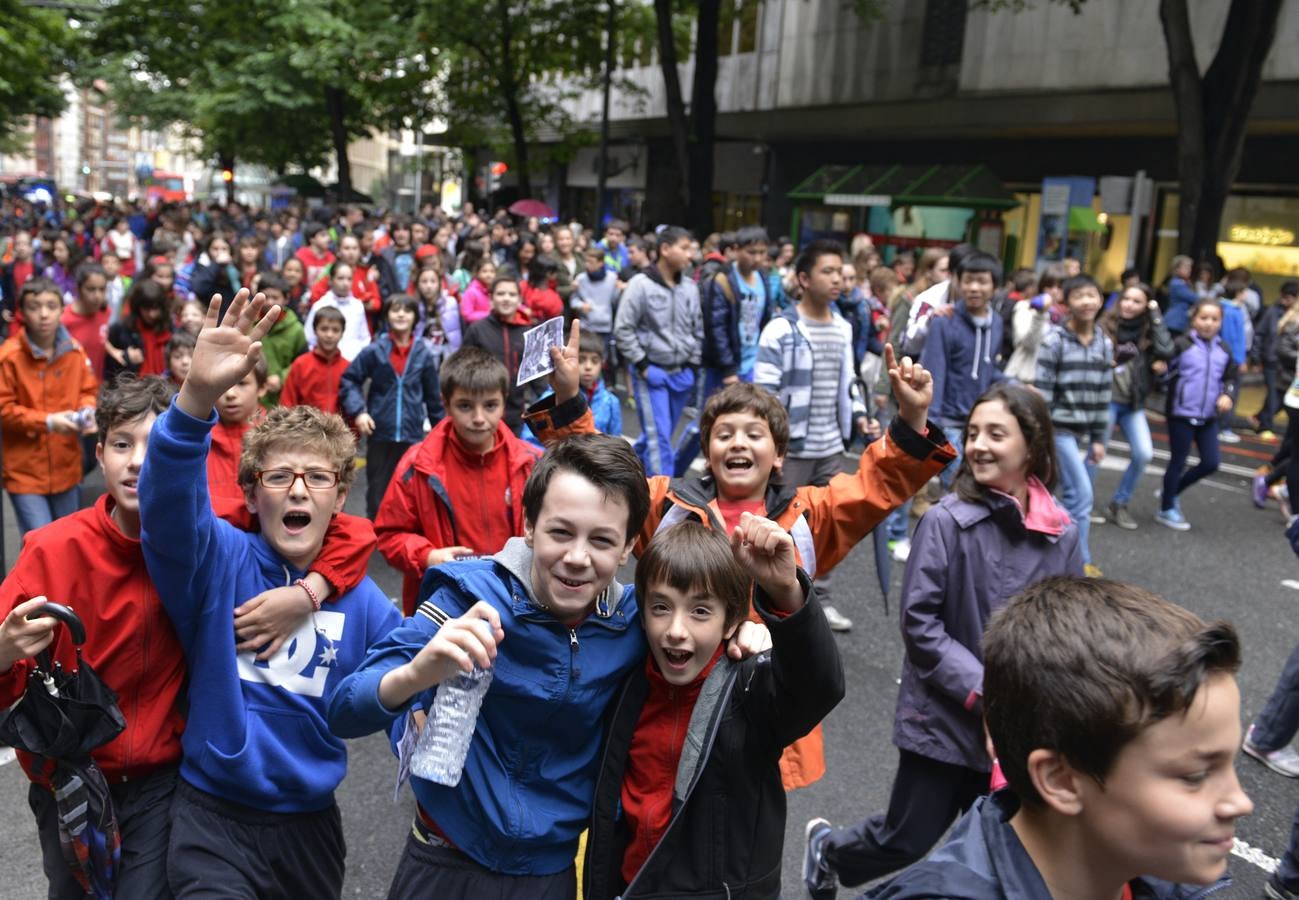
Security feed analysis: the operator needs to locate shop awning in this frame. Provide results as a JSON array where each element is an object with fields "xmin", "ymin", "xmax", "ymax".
[
  {"xmin": 788, "ymin": 163, "xmax": 1019, "ymax": 211},
  {"xmin": 1067, "ymin": 206, "xmax": 1106, "ymax": 233}
]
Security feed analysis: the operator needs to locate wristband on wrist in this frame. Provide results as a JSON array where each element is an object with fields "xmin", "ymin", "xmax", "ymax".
[{"xmin": 294, "ymin": 577, "xmax": 322, "ymax": 612}]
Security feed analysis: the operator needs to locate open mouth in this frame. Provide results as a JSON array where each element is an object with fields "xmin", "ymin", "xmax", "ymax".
[
  {"xmin": 121, "ymin": 478, "xmax": 138, "ymax": 492},
  {"xmin": 554, "ymin": 574, "xmax": 588, "ymax": 591},
  {"xmin": 724, "ymin": 457, "xmax": 754, "ymax": 472},
  {"xmin": 662, "ymin": 648, "xmax": 692, "ymax": 669},
  {"xmin": 282, "ymin": 511, "xmax": 312, "ymax": 534}
]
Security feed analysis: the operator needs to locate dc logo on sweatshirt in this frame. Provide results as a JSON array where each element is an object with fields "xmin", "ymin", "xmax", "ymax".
[{"xmin": 236, "ymin": 611, "xmax": 346, "ymax": 698}]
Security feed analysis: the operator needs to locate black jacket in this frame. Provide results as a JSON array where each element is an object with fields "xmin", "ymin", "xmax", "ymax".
[
  {"xmin": 462, "ymin": 313, "xmax": 531, "ymax": 433},
  {"xmin": 584, "ymin": 573, "xmax": 844, "ymax": 900}
]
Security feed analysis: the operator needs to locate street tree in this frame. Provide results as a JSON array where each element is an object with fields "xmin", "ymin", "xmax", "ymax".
[{"xmin": 0, "ymin": 1, "xmax": 79, "ymax": 150}]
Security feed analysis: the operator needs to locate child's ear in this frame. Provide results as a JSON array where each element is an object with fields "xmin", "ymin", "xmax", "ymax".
[
  {"xmin": 617, "ymin": 539, "xmax": 634, "ymax": 567},
  {"xmin": 244, "ymin": 489, "xmax": 257, "ymax": 515},
  {"xmin": 1026, "ymin": 748, "xmax": 1085, "ymax": 817},
  {"xmin": 523, "ymin": 520, "xmax": 534, "ymax": 547}
]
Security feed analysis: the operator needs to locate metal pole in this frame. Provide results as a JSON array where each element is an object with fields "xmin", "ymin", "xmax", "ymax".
[
  {"xmin": 596, "ymin": 0, "xmax": 616, "ymax": 224},
  {"xmin": 414, "ymin": 129, "xmax": 424, "ymax": 214}
]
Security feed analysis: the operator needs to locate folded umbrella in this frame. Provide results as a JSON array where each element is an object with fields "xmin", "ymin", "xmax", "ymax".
[{"xmin": 0, "ymin": 600, "xmax": 125, "ymax": 899}]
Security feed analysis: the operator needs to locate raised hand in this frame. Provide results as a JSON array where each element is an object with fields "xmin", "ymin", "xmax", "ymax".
[
  {"xmin": 731, "ymin": 511, "xmax": 803, "ymax": 612},
  {"xmin": 379, "ymin": 601, "xmax": 506, "ymax": 709},
  {"xmin": 885, "ymin": 344, "xmax": 933, "ymax": 435},
  {"xmin": 547, "ymin": 319, "xmax": 582, "ymax": 403},
  {"xmin": 178, "ymin": 289, "xmax": 281, "ymax": 419}
]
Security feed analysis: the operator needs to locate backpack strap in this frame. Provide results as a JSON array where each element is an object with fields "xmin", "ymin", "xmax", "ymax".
[{"xmin": 714, "ymin": 272, "xmax": 736, "ymax": 305}]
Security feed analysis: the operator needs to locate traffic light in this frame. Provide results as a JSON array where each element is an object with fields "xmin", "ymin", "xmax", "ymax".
[
  {"xmin": 221, "ymin": 168, "xmax": 234, "ymax": 183},
  {"xmin": 487, "ymin": 161, "xmax": 507, "ymax": 193}
]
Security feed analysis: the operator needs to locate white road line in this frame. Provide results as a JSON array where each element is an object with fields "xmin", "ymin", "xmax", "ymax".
[
  {"xmin": 1100, "ymin": 445, "xmax": 1250, "ymax": 495},
  {"xmin": 0, "ymin": 747, "xmax": 14, "ymax": 767},
  {"xmin": 1232, "ymin": 837, "xmax": 1280, "ymax": 874},
  {"xmin": 1283, "ymin": 580, "xmax": 1299, "ymax": 591}
]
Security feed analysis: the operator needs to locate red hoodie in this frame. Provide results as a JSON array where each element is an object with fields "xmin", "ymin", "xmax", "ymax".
[
  {"xmin": 281, "ymin": 345, "xmax": 349, "ymax": 414},
  {"xmin": 0, "ymin": 494, "xmax": 187, "ymax": 785},
  {"xmin": 375, "ymin": 417, "xmax": 541, "ymax": 614}
]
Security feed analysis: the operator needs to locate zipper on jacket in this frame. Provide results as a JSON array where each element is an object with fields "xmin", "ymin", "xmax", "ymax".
[
  {"xmin": 1199, "ymin": 338, "xmax": 1212, "ymax": 420},
  {"xmin": 569, "ymin": 628, "xmax": 580, "ymax": 679}
]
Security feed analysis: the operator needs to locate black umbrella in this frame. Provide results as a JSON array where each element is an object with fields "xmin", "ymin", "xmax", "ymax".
[{"xmin": 0, "ymin": 601, "xmax": 125, "ymax": 899}]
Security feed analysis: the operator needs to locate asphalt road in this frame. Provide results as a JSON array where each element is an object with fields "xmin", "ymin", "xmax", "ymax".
[{"xmin": 2, "ymin": 417, "xmax": 1298, "ymax": 899}]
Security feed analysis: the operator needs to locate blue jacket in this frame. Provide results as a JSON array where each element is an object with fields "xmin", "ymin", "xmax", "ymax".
[
  {"xmin": 339, "ymin": 334, "xmax": 444, "ymax": 444},
  {"xmin": 865, "ymin": 790, "xmax": 1230, "ymax": 899},
  {"xmin": 920, "ymin": 302, "xmax": 1007, "ymax": 429},
  {"xmin": 328, "ymin": 537, "xmax": 644, "ymax": 875},
  {"xmin": 1163, "ymin": 276, "xmax": 1198, "ymax": 333},
  {"xmin": 1219, "ymin": 301, "xmax": 1247, "ymax": 365},
  {"xmin": 1166, "ymin": 332, "xmax": 1238, "ymax": 422},
  {"xmin": 701, "ymin": 264, "xmax": 771, "ymax": 377},
  {"xmin": 138, "ymin": 401, "xmax": 402, "ymax": 813},
  {"xmin": 894, "ymin": 487, "xmax": 1082, "ymax": 770},
  {"xmin": 520, "ymin": 381, "xmax": 621, "ymax": 448}
]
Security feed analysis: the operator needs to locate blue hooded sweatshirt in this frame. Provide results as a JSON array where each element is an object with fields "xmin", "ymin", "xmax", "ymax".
[
  {"xmin": 920, "ymin": 300, "xmax": 1007, "ymax": 430},
  {"xmin": 139, "ymin": 399, "xmax": 402, "ymax": 813}
]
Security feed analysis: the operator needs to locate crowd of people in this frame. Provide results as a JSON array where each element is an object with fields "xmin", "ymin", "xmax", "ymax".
[{"xmin": 0, "ymin": 193, "xmax": 1295, "ymax": 900}]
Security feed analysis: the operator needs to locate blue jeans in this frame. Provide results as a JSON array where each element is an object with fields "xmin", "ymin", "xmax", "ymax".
[
  {"xmin": 1107, "ymin": 403, "xmax": 1153, "ymax": 507},
  {"xmin": 940, "ymin": 424, "xmax": 965, "ymax": 489},
  {"xmin": 886, "ymin": 501, "xmax": 912, "ymax": 542},
  {"xmin": 1161, "ymin": 417, "xmax": 1220, "ymax": 510},
  {"xmin": 1052, "ymin": 431, "xmax": 1096, "ymax": 565},
  {"xmin": 10, "ymin": 486, "xmax": 80, "ymax": 539}
]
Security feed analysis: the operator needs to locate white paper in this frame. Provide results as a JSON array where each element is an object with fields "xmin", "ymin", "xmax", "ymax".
[{"xmin": 517, "ymin": 316, "xmax": 565, "ymax": 386}]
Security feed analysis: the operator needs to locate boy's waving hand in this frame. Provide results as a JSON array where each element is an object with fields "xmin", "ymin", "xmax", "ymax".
[{"xmin": 178, "ymin": 289, "xmax": 282, "ymax": 419}]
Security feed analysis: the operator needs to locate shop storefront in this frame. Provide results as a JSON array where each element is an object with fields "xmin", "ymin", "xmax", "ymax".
[{"xmin": 786, "ymin": 163, "xmax": 1020, "ymax": 260}]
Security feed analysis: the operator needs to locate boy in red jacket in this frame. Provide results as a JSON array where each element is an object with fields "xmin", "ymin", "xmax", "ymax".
[
  {"xmin": 375, "ymin": 346, "xmax": 542, "ymax": 614},
  {"xmin": 0, "ymin": 376, "xmax": 374, "ymax": 900},
  {"xmin": 281, "ymin": 305, "xmax": 347, "ymax": 414}
]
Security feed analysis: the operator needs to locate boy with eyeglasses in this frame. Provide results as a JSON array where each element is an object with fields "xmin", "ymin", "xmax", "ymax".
[{"xmin": 138, "ymin": 290, "xmax": 401, "ymax": 898}]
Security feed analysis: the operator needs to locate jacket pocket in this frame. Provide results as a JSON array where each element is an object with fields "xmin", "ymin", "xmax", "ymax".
[{"xmin": 201, "ymin": 704, "xmax": 344, "ymax": 802}]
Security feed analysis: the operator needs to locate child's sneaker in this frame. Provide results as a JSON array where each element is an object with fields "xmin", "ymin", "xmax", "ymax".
[
  {"xmin": 1083, "ymin": 563, "xmax": 1104, "ymax": 578},
  {"xmin": 821, "ymin": 605, "xmax": 853, "ymax": 633},
  {"xmin": 1107, "ymin": 502, "xmax": 1137, "ymax": 530},
  {"xmin": 1219, "ymin": 428, "xmax": 1241, "ymax": 444},
  {"xmin": 890, "ymin": 538, "xmax": 912, "ymax": 562},
  {"xmin": 803, "ymin": 818, "xmax": 839, "ymax": 900},
  {"xmin": 1255, "ymin": 473, "xmax": 1271, "ymax": 508},
  {"xmin": 1242, "ymin": 725, "xmax": 1299, "ymax": 777},
  {"xmin": 1154, "ymin": 507, "xmax": 1191, "ymax": 531}
]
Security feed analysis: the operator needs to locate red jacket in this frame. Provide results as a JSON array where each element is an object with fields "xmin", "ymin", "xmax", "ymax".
[
  {"xmin": 0, "ymin": 495, "xmax": 186, "ymax": 785},
  {"xmin": 375, "ymin": 418, "xmax": 541, "ymax": 614},
  {"xmin": 521, "ymin": 281, "xmax": 563, "ymax": 322},
  {"xmin": 280, "ymin": 346, "xmax": 348, "ymax": 414}
]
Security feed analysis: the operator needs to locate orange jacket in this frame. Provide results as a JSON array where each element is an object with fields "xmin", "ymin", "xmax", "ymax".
[
  {"xmin": 526, "ymin": 393, "xmax": 956, "ymax": 788},
  {"xmin": 0, "ymin": 329, "xmax": 98, "ymax": 495}
]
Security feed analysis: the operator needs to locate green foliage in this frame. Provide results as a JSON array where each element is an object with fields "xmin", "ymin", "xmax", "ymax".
[{"xmin": 0, "ymin": 1, "xmax": 79, "ymax": 150}]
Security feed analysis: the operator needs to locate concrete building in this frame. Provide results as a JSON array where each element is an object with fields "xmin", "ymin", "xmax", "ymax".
[{"xmin": 547, "ymin": 0, "xmax": 1299, "ymax": 291}]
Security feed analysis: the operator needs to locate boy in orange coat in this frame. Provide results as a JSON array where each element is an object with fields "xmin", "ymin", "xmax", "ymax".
[
  {"xmin": 0, "ymin": 278, "xmax": 98, "ymax": 537},
  {"xmin": 528, "ymin": 324, "xmax": 954, "ymax": 789}
]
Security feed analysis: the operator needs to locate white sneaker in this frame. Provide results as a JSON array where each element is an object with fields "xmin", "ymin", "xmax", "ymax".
[
  {"xmin": 1220, "ymin": 429, "xmax": 1242, "ymax": 444},
  {"xmin": 1243, "ymin": 725, "xmax": 1299, "ymax": 777},
  {"xmin": 890, "ymin": 538, "xmax": 912, "ymax": 563},
  {"xmin": 821, "ymin": 604, "xmax": 853, "ymax": 632}
]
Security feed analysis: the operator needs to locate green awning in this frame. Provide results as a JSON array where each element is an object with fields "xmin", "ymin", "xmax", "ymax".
[
  {"xmin": 1067, "ymin": 206, "xmax": 1106, "ymax": 233},
  {"xmin": 788, "ymin": 164, "xmax": 1019, "ymax": 211}
]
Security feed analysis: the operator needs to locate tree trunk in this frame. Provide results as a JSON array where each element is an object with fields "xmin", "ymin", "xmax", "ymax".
[
  {"xmin": 497, "ymin": 0, "xmax": 532, "ymax": 198},
  {"xmin": 325, "ymin": 85, "xmax": 353, "ymax": 199},
  {"xmin": 654, "ymin": 0, "xmax": 690, "ymax": 223},
  {"xmin": 1161, "ymin": 0, "xmax": 1284, "ymax": 263},
  {"xmin": 687, "ymin": 0, "xmax": 721, "ymax": 235}
]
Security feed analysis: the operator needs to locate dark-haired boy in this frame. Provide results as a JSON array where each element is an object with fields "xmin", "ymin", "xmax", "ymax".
[
  {"xmin": 281, "ymin": 304, "xmax": 348, "ymax": 414},
  {"xmin": 585, "ymin": 514, "xmax": 843, "ymax": 899},
  {"xmin": 754, "ymin": 239, "xmax": 873, "ymax": 631},
  {"xmin": 375, "ymin": 346, "xmax": 543, "ymax": 615},
  {"xmin": 868, "ymin": 577, "xmax": 1253, "ymax": 899},
  {"xmin": 330, "ymin": 434, "xmax": 657, "ymax": 898},
  {"xmin": 164, "ymin": 330, "xmax": 196, "ymax": 389},
  {"xmin": 138, "ymin": 291, "xmax": 401, "ymax": 898},
  {"xmin": 1036, "ymin": 274, "xmax": 1112, "ymax": 577},
  {"xmin": 599, "ymin": 218, "xmax": 631, "ymax": 274},
  {"xmin": 613, "ymin": 225, "xmax": 703, "ymax": 477},
  {"xmin": 256, "ymin": 272, "xmax": 307, "ymax": 407},
  {"xmin": 921, "ymin": 250, "xmax": 1007, "ymax": 484},
  {"xmin": 294, "ymin": 222, "xmax": 336, "ymax": 285},
  {"xmin": 702, "ymin": 224, "xmax": 771, "ymax": 388}
]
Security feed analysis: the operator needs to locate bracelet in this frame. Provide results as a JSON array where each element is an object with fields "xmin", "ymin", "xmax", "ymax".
[{"xmin": 294, "ymin": 577, "xmax": 322, "ymax": 612}]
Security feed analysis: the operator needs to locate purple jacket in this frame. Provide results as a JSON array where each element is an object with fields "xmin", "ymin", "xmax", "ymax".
[
  {"xmin": 893, "ymin": 487, "xmax": 1083, "ymax": 771},
  {"xmin": 1165, "ymin": 332, "xmax": 1238, "ymax": 422}
]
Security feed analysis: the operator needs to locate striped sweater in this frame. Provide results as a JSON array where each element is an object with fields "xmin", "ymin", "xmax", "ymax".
[
  {"xmin": 1034, "ymin": 324, "xmax": 1114, "ymax": 445},
  {"xmin": 754, "ymin": 305, "xmax": 865, "ymax": 454}
]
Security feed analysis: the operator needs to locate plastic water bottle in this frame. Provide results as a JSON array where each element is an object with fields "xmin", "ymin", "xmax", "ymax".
[{"xmin": 409, "ymin": 666, "xmax": 493, "ymax": 787}]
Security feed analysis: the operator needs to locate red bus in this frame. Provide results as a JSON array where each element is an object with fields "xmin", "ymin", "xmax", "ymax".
[{"xmin": 142, "ymin": 170, "xmax": 187, "ymax": 203}]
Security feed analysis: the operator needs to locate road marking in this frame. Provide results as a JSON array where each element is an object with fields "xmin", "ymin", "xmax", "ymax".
[
  {"xmin": 0, "ymin": 747, "xmax": 14, "ymax": 767},
  {"xmin": 1232, "ymin": 837, "xmax": 1279, "ymax": 874},
  {"xmin": 1283, "ymin": 580, "xmax": 1299, "ymax": 591}
]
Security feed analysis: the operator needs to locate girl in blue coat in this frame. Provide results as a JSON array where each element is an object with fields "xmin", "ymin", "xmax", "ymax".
[
  {"xmin": 1156, "ymin": 300, "xmax": 1238, "ymax": 531},
  {"xmin": 805, "ymin": 383, "xmax": 1082, "ymax": 897},
  {"xmin": 340, "ymin": 293, "xmax": 444, "ymax": 519}
]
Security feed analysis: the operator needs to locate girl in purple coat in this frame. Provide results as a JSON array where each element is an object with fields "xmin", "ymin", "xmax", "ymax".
[
  {"xmin": 804, "ymin": 383, "xmax": 1083, "ymax": 898},
  {"xmin": 1156, "ymin": 300, "xmax": 1238, "ymax": 531}
]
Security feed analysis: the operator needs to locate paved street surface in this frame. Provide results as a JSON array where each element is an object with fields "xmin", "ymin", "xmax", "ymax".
[{"xmin": 1, "ymin": 413, "xmax": 1297, "ymax": 898}]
